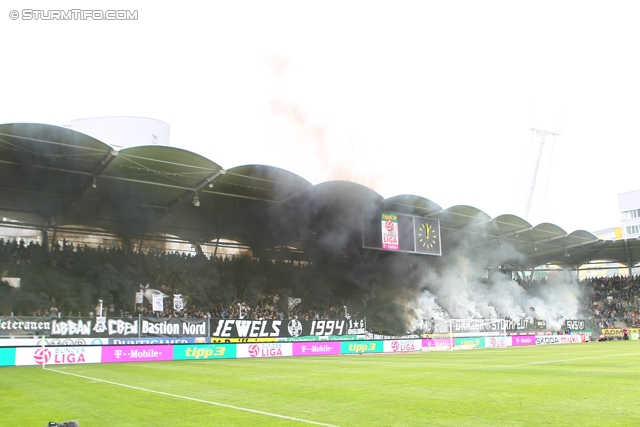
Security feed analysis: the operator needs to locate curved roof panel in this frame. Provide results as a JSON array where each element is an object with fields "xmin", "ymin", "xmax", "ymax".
[
  {"xmin": 2, "ymin": 122, "xmax": 640, "ymax": 271},
  {"xmin": 383, "ymin": 195, "xmax": 442, "ymax": 216}
]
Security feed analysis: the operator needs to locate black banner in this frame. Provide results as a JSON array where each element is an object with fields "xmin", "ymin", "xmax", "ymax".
[
  {"xmin": 0, "ymin": 316, "xmax": 51, "ymax": 335},
  {"xmin": 211, "ymin": 318, "xmax": 365, "ymax": 339},
  {"xmin": 565, "ymin": 319, "xmax": 586, "ymax": 330},
  {"xmin": 1, "ymin": 316, "xmax": 363, "ymax": 339},
  {"xmin": 50, "ymin": 316, "xmax": 209, "ymax": 338}
]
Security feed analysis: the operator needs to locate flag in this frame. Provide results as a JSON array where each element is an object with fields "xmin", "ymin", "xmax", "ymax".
[
  {"xmin": 173, "ymin": 294, "xmax": 184, "ymax": 311},
  {"xmin": 287, "ymin": 297, "xmax": 301, "ymax": 311},
  {"xmin": 1, "ymin": 277, "xmax": 21, "ymax": 288},
  {"xmin": 135, "ymin": 291, "xmax": 144, "ymax": 304},
  {"xmin": 153, "ymin": 293, "xmax": 164, "ymax": 311}
]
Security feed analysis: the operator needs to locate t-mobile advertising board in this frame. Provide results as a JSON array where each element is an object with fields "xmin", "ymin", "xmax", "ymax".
[
  {"xmin": 292, "ymin": 341, "xmax": 341, "ymax": 356},
  {"xmin": 15, "ymin": 346, "xmax": 101, "ymax": 366},
  {"xmin": 511, "ymin": 335, "xmax": 536, "ymax": 346},
  {"xmin": 422, "ymin": 338, "xmax": 453, "ymax": 349},
  {"xmin": 102, "ymin": 345, "xmax": 173, "ymax": 363}
]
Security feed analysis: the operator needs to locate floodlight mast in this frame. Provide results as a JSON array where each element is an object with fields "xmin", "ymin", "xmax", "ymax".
[{"xmin": 523, "ymin": 128, "xmax": 559, "ymax": 220}]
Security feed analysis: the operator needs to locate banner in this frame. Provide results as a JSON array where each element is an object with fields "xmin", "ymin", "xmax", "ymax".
[
  {"xmin": 109, "ymin": 337, "xmax": 205, "ymax": 345},
  {"xmin": 535, "ymin": 335, "xmax": 582, "ymax": 345},
  {"xmin": 102, "ymin": 345, "xmax": 174, "ymax": 363},
  {"xmin": 422, "ymin": 338, "xmax": 452, "ymax": 349},
  {"xmin": 293, "ymin": 342, "xmax": 341, "ymax": 356},
  {"xmin": 511, "ymin": 335, "xmax": 536, "ymax": 346},
  {"xmin": 174, "ymin": 344, "xmax": 235, "ymax": 360},
  {"xmin": 384, "ymin": 339, "xmax": 421, "ymax": 353},
  {"xmin": 484, "ymin": 336, "xmax": 507, "ymax": 348},
  {"xmin": 565, "ymin": 320, "xmax": 586, "ymax": 330},
  {"xmin": 152, "ymin": 294, "xmax": 164, "ymax": 312},
  {"xmin": 141, "ymin": 317, "xmax": 208, "ymax": 337},
  {"xmin": 601, "ymin": 328, "xmax": 640, "ymax": 338},
  {"xmin": 47, "ymin": 316, "xmax": 208, "ymax": 338},
  {"xmin": 381, "ymin": 212, "xmax": 399, "ymax": 250},
  {"xmin": 455, "ymin": 337, "xmax": 485, "ymax": 349},
  {"xmin": 340, "ymin": 340, "xmax": 383, "ymax": 354},
  {"xmin": 173, "ymin": 294, "xmax": 183, "ymax": 311},
  {"xmin": 135, "ymin": 291, "xmax": 144, "ymax": 304},
  {"xmin": 0, "ymin": 347, "xmax": 16, "ymax": 366},
  {"xmin": 0, "ymin": 317, "xmax": 51, "ymax": 334},
  {"xmin": 236, "ymin": 342, "xmax": 293, "ymax": 358},
  {"xmin": 15, "ymin": 346, "xmax": 101, "ymax": 366},
  {"xmin": 211, "ymin": 318, "xmax": 360, "ymax": 339}
]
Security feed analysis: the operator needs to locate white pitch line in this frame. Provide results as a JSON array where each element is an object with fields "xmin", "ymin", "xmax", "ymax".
[
  {"xmin": 45, "ymin": 367, "xmax": 340, "ymax": 427},
  {"xmin": 507, "ymin": 351, "xmax": 640, "ymax": 367}
]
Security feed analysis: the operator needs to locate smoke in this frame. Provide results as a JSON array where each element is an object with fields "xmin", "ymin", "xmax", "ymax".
[
  {"xmin": 265, "ymin": 54, "xmax": 382, "ymax": 191},
  {"xmin": 409, "ymin": 222, "xmax": 583, "ymax": 332}
]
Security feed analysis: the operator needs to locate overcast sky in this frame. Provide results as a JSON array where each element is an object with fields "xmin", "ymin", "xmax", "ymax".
[{"xmin": 2, "ymin": 1, "xmax": 639, "ymax": 234}]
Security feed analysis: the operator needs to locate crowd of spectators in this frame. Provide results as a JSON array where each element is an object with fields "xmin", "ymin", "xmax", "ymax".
[
  {"xmin": 2, "ymin": 237, "xmax": 639, "ymax": 329},
  {"xmin": 0, "ymin": 237, "xmax": 352, "ymax": 320},
  {"xmin": 580, "ymin": 275, "xmax": 640, "ymax": 328}
]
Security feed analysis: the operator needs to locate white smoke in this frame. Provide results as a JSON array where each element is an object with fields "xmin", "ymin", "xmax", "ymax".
[{"xmin": 409, "ymin": 225, "xmax": 583, "ymax": 332}]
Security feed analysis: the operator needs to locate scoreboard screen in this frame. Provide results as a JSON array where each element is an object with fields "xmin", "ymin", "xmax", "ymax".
[{"xmin": 362, "ymin": 212, "xmax": 441, "ymax": 256}]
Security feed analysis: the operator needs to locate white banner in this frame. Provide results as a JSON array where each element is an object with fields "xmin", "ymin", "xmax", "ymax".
[
  {"xmin": 1, "ymin": 277, "xmax": 21, "ymax": 288},
  {"xmin": 135, "ymin": 291, "xmax": 144, "ymax": 304},
  {"xmin": 152, "ymin": 294, "xmax": 164, "ymax": 312},
  {"xmin": 173, "ymin": 294, "xmax": 184, "ymax": 311}
]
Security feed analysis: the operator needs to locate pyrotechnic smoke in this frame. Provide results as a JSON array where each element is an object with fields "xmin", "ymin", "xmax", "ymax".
[{"xmin": 409, "ymin": 222, "xmax": 583, "ymax": 332}]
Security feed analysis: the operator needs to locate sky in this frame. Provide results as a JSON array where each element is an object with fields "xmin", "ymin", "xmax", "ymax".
[{"xmin": 2, "ymin": 1, "xmax": 639, "ymax": 234}]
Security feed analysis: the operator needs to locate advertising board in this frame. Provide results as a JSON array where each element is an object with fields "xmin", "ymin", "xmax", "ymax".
[
  {"xmin": 15, "ymin": 346, "xmax": 101, "ymax": 366},
  {"xmin": 292, "ymin": 342, "xmax": 341, "ymax": 356},
  {"xmin": 174, "ymin": 344, "xmax": 236, "ymax": 360},
  {"xmin": 383, "ymin": 339, "xmax": 422, "ymax": 353},
  {"xmin": 236, "ymin": 342, "xmax": 293, "ymax": 358},
  {"xmin": 102, "ymin": 345, "xmax": 174, "ymax": 363}
]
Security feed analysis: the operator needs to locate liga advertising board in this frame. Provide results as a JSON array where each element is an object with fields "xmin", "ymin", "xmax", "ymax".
[
  {"xmin": 15, "ymin": 346, "xmax": 101, "ymax": 366},
  {"xmin": 484, "ymin": 336, "xmax": 507, "ymax": 348},
  {"xmin": 383, "ymin": 339, "xmax": 422, "ymax": 353},
  {"xmin": 363, "ymin": 212, "xmax": 441, "ymax": 256},
  {"xmin": 236, "ymin": 342, "xmax": 293, "ymax": 359}
]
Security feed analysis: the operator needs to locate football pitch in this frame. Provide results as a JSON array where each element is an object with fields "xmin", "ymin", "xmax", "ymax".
[{"xmin": 2, "ymin": 341, "xmax": 639, "ymax": 427}]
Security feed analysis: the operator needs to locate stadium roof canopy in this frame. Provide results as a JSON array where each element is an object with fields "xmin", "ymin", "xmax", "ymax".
[{"xmin": 0, "ymin": 122, "xmax": 638, "ymax": 272}]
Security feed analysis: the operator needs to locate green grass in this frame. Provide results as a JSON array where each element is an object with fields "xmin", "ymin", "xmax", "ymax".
[{"xmin": 2, "ymin": 341, "xmax": 639, "ymax": 426}]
